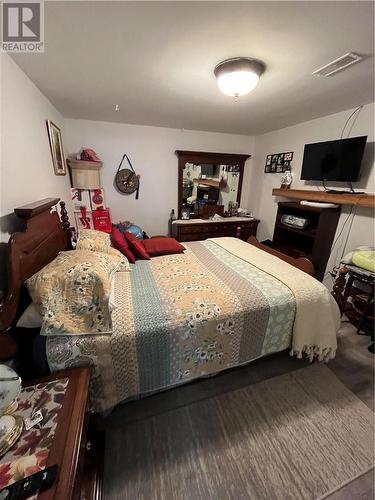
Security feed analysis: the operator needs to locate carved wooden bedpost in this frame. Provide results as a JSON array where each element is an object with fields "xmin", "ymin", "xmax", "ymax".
[
  {"xmin": 332, "ymin": 265, "xmax": 348, "ymax": 313},
  {"xmin": 60, "ymin": 201, "xmax": 72, "ymax": 249}
]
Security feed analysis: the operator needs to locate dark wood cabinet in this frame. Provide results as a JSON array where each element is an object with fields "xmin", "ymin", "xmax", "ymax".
[
  {"xmin": 25, "ymin": 367, "xmax": 104, "ymax": 500},
  {"xmin": 272, "ymin": 202, "xmax": 341, "ymax": 281},
  {"xmin": 172, "ymin": 217, "xmax": 260, "ymax": 242}
]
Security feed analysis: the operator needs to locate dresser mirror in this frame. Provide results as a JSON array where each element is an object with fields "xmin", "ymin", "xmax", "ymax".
[{"xmin": 176, "ymin": 151, "xmax": 250, "ymax": 219}]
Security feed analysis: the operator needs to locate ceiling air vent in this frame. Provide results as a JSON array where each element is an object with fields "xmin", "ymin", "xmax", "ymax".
[{"xmin": 312, "ymin": 52, "xmax": 364, "ymax": 77}]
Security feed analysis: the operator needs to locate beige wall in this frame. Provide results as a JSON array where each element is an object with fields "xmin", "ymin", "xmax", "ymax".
[
  {"xmin": 0, "ymin": 54, "xmax": 72, "ymax": 242},
  {"xmin": 247, "ymin": 103, "xmax": 375, "ymax": 286},
  {"xmin": 64, "ymin": 119, "xmax": 254, "ymax": 237}
]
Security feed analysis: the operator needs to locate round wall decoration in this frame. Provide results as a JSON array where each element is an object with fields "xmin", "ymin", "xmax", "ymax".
[{"xmin": 115, "ymin": 154, "xmax": 140, "ymax": 199}]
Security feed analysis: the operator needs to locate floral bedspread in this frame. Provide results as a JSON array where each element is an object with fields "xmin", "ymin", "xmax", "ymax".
[
  {"xmin": 0, "ymin": 379, "xmax": 68, "ymax": 491},
  {"xmin": 46, "ymin": 239, "xmax": 297, "ymax": 413}
]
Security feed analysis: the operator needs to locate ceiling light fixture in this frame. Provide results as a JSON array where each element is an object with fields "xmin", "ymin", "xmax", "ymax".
[{"xmin": 214, "ymin": 57, "xmax": 265, "ymax": 97}]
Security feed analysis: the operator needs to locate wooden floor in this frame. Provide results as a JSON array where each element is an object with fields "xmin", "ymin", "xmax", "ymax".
[{"xmin": 103, "ymin": 319, "xmax": 374, "ymax": 499}]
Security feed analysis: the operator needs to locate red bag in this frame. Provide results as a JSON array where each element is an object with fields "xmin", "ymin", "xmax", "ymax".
[
  {"xmin": 80, "ymin": 149, "xmax": 101, "ymax": 162},
  {"xmin": 93, "ymin": 209, "xmax": 112, "ymax": 233}
]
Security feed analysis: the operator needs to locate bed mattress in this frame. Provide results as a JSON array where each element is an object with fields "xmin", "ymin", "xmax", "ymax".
[{"xmin": 46, "ymin": 239, "xmax": 296, "ymax": 412}]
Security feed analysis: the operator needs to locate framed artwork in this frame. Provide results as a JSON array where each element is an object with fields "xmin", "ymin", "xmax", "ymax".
[
  {"xmin": 181, "ymin": 206, "xmax": 190, "ymax": 220},
  {"xmin": 46, "ymin": 120, "xmax": 67, "ymax": 175},
  {"xmin": 283, "ymin": 160, "xmax": 291, "ymax": 172},
  {"xmin": 284, "ymin": 152, "xmax": 293, "ymax": 161},
  {"xmin": 228, "ymin": 165, "xmax": 240, "ymax": 173},
  {"xmin": 264, "ymin": 151, "xmax": 293, "ymax": 173}
]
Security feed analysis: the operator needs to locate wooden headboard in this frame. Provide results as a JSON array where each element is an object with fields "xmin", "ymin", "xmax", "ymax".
[{"xmin": 0, "ymin": 198, "xmax": 71, "ymax": 343}]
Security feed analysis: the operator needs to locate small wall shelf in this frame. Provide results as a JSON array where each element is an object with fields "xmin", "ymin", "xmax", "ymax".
[{"xmin": 272, "ymin": 189, "xmax": 375, "ymax": 208}]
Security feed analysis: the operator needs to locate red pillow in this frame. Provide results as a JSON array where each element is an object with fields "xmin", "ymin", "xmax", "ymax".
[
  {"xmin": 142, "ymin": 237, "xmax": 185, "ymax": 257},
  {"xmin": 111, "ymin": 226, "xmax": 136, "ymax": 264},
  {"xmin": 124, "ymin": 231, "xmax": 150, "ymax": 260}
]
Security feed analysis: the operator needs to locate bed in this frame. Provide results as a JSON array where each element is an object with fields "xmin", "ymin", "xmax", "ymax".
[{"xmin": 0, "ymin": 198, "xmax": 340, "ymax": 412}]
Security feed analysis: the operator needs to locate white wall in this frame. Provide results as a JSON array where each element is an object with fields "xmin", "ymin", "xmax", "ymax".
[
  {"xmin": 247, "ymin": 103, "xmax": 375, "ymax": 285},
  {"xmin": 64, "ymin": 119, "xmax": 254, "ymax": 236},
  {"xmin": 0, "ymin": 54, "xmax": 72, "ymax": 242}
]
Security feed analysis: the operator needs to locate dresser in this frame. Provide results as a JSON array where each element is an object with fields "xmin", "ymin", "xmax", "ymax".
[
  {"xmin": 171, "ymin": 217, "xmax": 260, "ymax": 242},
  {"xmin": 18, "ymin": 367, "xmax": 104, "ymax": 500}
]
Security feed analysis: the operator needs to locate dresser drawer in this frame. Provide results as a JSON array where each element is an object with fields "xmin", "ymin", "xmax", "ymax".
[
  {"xmin": 179, "ymin": 224, "xmax": 209, "ymax": 234},
  {"xmin": 173, "ymin": 219, "xmax": 260, "ymax": 242},
  {"xmin": 180, "ymin": 233, "xmax": 203, "ymax": 241},
  {"xmin": 179, "ymin": 223, "xmax": 222, "ymax": 234}
]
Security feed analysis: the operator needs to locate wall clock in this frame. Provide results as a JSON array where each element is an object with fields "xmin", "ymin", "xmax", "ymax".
[{"xmin": 115, "ymin": 154, "xmax": 140, "ymax": 199}]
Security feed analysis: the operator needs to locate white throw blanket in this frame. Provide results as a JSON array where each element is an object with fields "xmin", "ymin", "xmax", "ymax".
[{"xmin": 209, "ymin": 238, "xmax": 340, "ymax": 361}]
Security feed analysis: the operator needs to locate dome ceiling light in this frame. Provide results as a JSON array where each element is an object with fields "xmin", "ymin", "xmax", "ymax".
[{"xmin": 214, "ymin": 57, "xmax": 265, "ymax": 97}]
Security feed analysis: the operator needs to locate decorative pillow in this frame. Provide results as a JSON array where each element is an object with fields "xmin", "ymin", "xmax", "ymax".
[
  {"xmin": 26, "ymin": 250, "xmax": 123, "ymax": 336},
  {"xmin": 124, "ymin": 231, "xmax": 150, "ymax": 260},
  {"xmin": 143, "ymin": 237, "xmax": 185, "ymax": 257},
  {"xmin": 77, "ymin": 228, "xmax": 130, "ymax": 270},
  {"xmin": 17, "ymin": 272, "xmax": 118, "ymax": 328},
  {"xmin": 111, "ymin": 226, "xmax": 136, "ymax": 264},
  {"xmin": 352, "ymin": 249, "xmax": 375, "ymax": 272}
]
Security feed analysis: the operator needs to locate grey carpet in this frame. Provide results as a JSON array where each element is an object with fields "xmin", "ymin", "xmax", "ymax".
[{"xmin": 104, "ymin": 363, "xmax": 374, "ymax": 500}]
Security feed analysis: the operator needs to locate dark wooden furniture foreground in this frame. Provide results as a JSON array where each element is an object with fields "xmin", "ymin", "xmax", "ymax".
[
  {"xmin": 333, "ymin": 265, "xmax": 374, "ymax": 326},
  {"xmin": 272, "ymin": 188, "xmax": 375, "ymax": 208},
  {"xmin": 272, "ymin": 202, "xmax": 341, "ymax": 281},
  {"xmin": 175, "ymin": 150, "xmax": 250, "ymax": 218},
  {"xmin": 25, "ymin": 367, "xmax": 103, "ymax": 500},
  {"xmin": 0, "ymin": 198, "xmax": 71, "ymax": 358},
  {"xmin": 171, "ymin": 217, "xmax": 260, "ymax": 242}
]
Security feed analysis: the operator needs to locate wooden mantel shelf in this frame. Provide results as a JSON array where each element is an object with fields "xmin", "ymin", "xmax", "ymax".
[{"xmin": 272, "ymin": 189, "xmax": 375, "ymax": 208}]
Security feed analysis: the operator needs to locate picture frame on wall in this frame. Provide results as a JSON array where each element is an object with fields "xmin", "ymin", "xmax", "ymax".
[
  {"xmin": 283, "ymin": 160, "xmax": 291, "ymax": 171},
  {"xmin": 284, "ymin": 152, "xmax": 293, "ymax": 161},
  {"xmin": 264, "ymin": 151, "xmax": 294, "ymax": 173},
  {"xmin": 46, "ymin": 120, "xmax": 67, "ymax": 175}
]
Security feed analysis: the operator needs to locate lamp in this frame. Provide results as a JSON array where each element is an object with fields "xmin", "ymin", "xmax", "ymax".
[{"xmin": 214, "ymin": 57, "xmax": 265, "ymax": 97}]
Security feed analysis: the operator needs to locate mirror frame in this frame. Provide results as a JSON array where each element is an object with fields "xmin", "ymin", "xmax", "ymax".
[{"xmin": 175, "ymin": 150, "xmax": 251, "ymax": 218}]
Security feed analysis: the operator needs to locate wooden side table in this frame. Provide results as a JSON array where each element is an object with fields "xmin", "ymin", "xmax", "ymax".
[
  {"xmin": 333, "ymin": 264, "xmax": 374, "ymax": 339},
  {"xmin": 34, "ymin": 368, "xmax": 104, "ymax": 500}
]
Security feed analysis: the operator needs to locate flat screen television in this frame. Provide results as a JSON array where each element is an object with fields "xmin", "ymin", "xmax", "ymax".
[
  {"xmin": 200, "ymin": 164, "xmax": 217, "ymax": 177},
  {"xmin": 300, "ymin": 136, "xmax": 367, "ymax": 182}
]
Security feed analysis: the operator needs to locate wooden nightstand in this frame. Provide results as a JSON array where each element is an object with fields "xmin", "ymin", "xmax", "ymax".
[{"xmin": 23, "ymin": 367, "xmax": 103, "ymax": 500}]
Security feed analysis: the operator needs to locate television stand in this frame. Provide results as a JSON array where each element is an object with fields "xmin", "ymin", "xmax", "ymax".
[
  {"xmin": 326, "ymin": 189, "xmax": 365, "ymax": 194},
  {"xmin": 272, "ymin": 202, "xmax": 341, "ymax": 281},
  {"xmin": 272, "ymin": 188, "xmax": 374, "ymax": 208}
]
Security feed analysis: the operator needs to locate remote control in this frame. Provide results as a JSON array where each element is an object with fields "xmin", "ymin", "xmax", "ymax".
[{"xmin": 0, "ymin": 465, "xmax": 58, "ymax": 500}]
